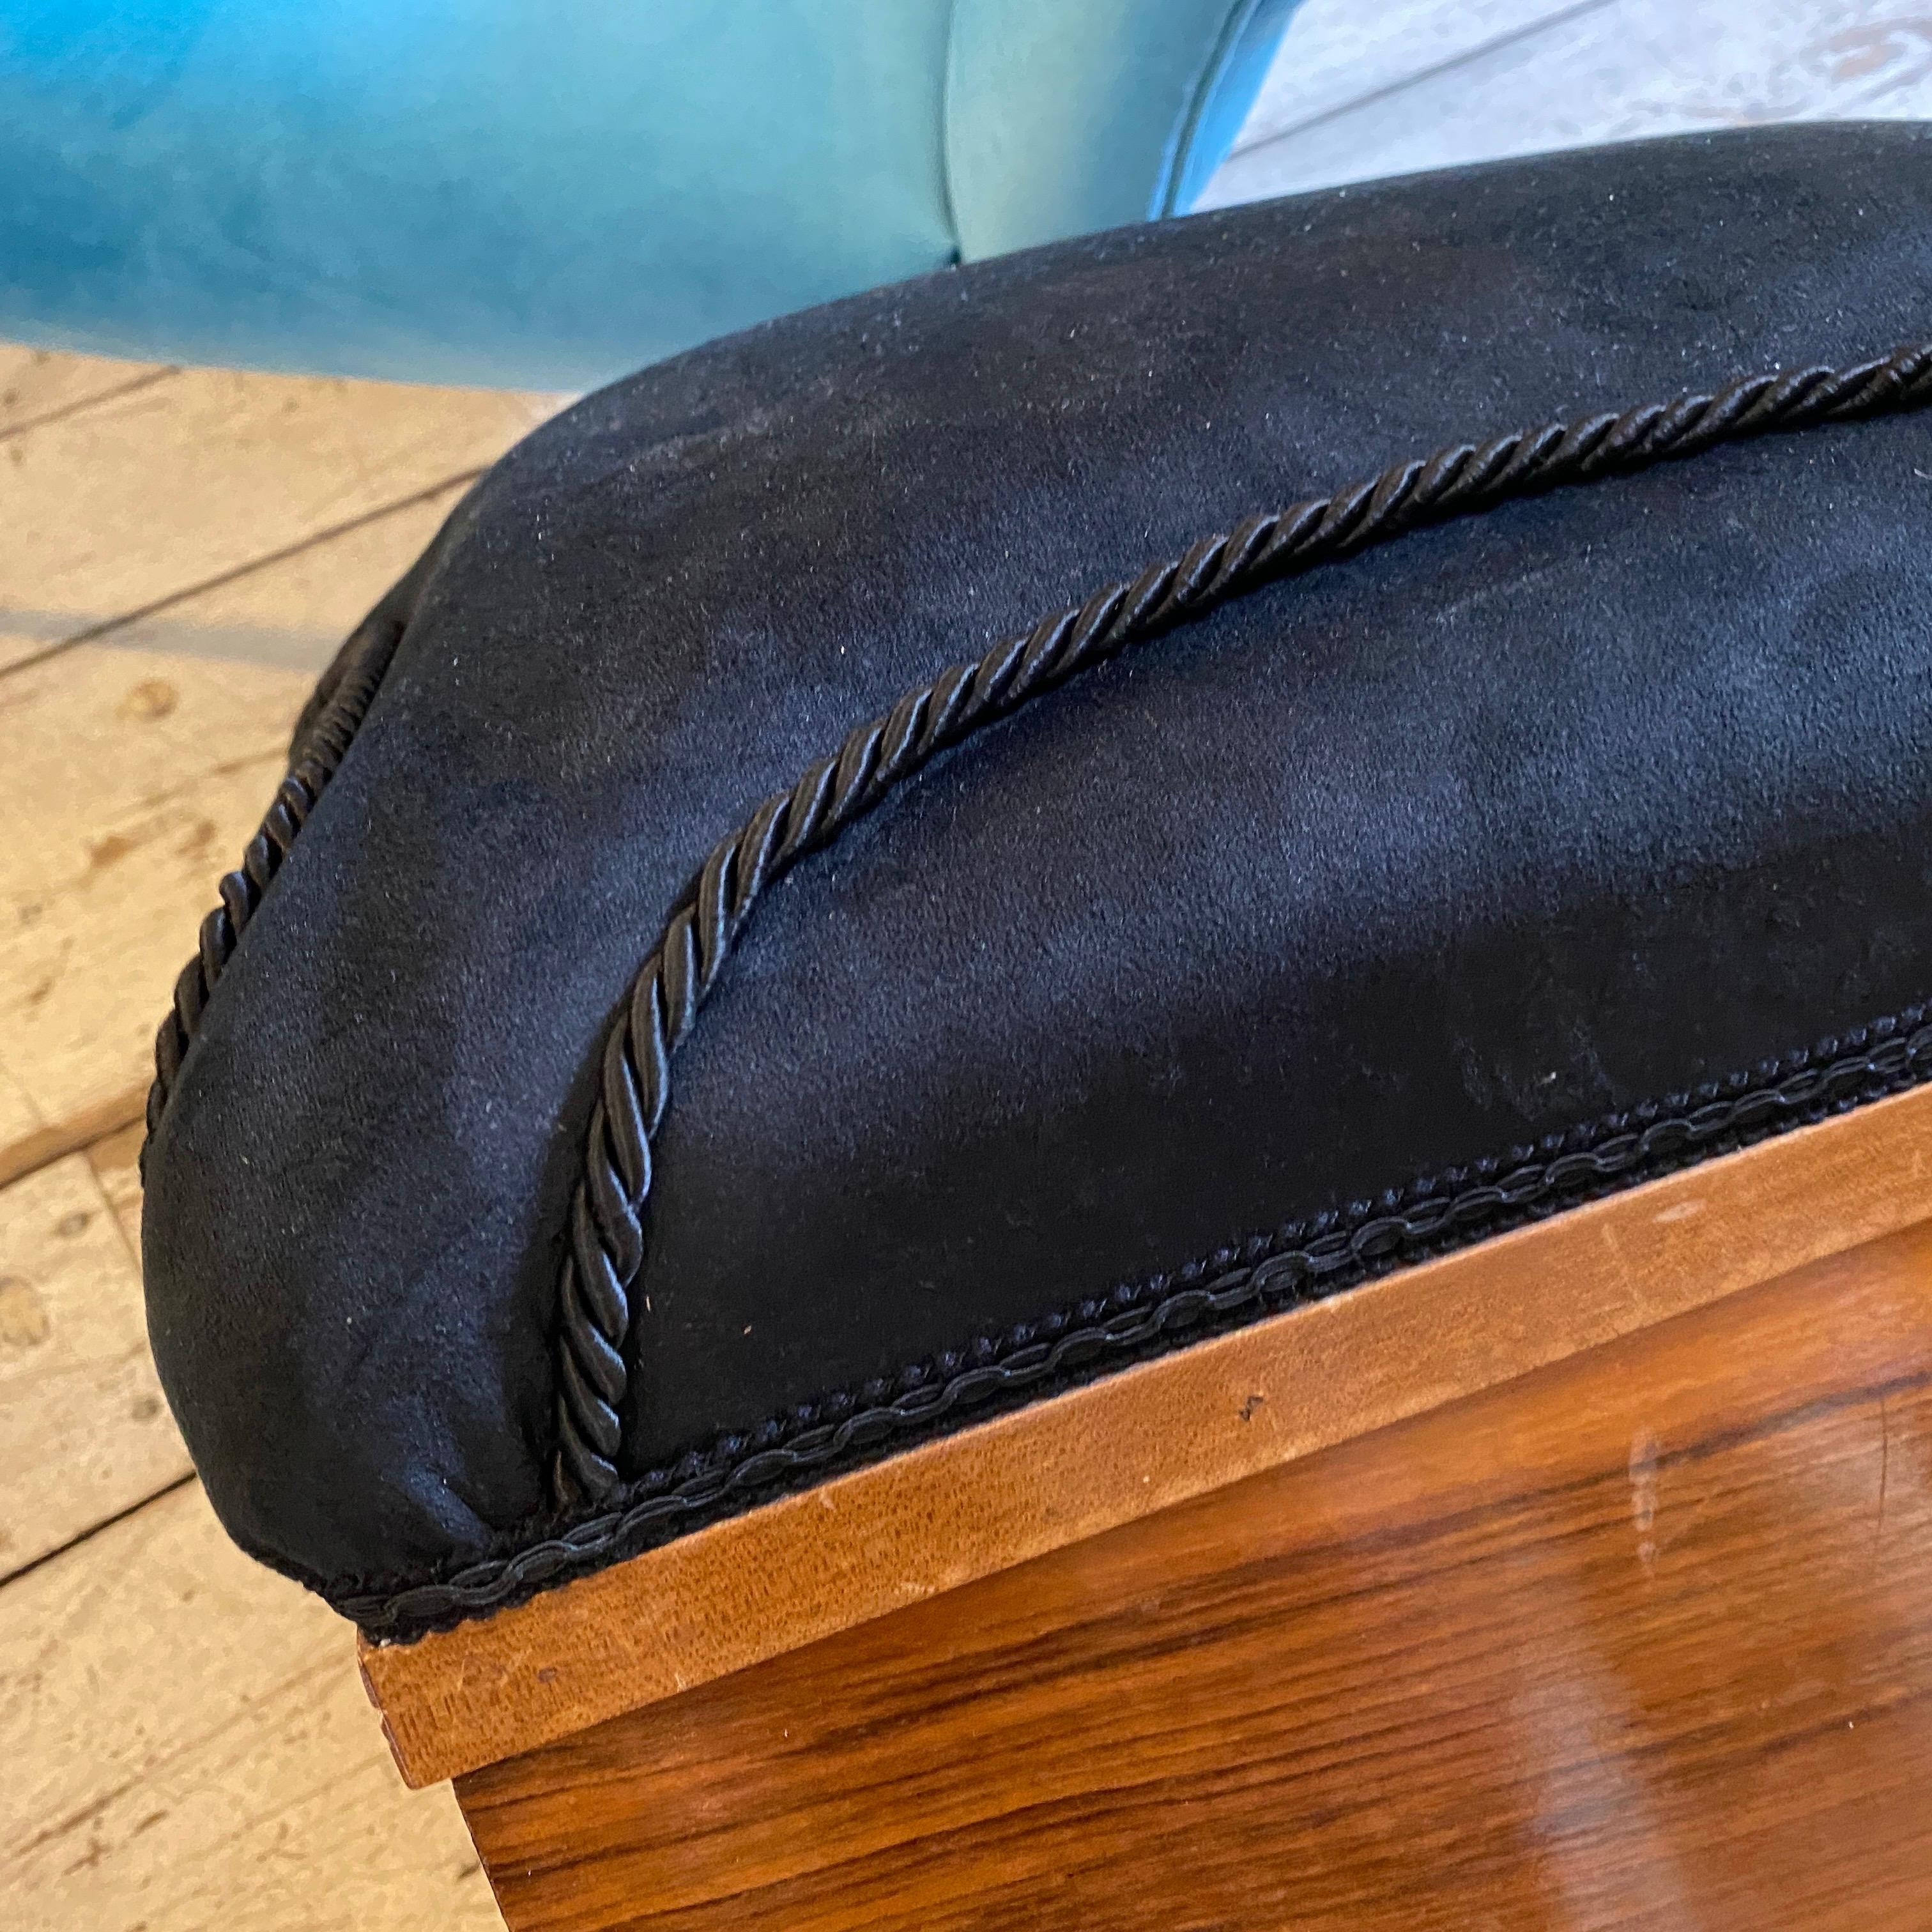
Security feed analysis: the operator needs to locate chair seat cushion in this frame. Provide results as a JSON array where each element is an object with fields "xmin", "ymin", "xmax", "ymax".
[{"xmin": 142, "ymin": 121, "xmax": 1932, "ymax": 1634}]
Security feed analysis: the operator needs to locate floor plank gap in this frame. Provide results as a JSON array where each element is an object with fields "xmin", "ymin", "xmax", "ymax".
[
  {"xmin": 0, "ymin": 463, "xmax": 490, "ymax": 685},
  {"xmin": 0, "ymin": 365, "xmax": 180, "ymax": 447},
  {"xmin": 0, "ymin": 1471, "xmax": 197, "ymax": 1596}
]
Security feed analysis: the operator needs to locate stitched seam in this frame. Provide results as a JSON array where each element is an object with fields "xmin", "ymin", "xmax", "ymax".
[
  {"xmin": 337, "ymin": 1004, "xmax": 1932, "ymax": 1636},
  {"xmin": 546, "ymin": 338, "xmax": 1932, "ymax": 1516}
]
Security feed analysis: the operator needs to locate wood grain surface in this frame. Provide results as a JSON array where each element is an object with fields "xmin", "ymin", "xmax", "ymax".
[
  {"xmin": 366, "ymin": 1077, "xmax": 1932, "ymax": 1788},
  {"xmin": 1225, "ymin": 0, "xmax": 1593, "ymax": 157},
  {"xmin": 0, "ymin": 346, "xmax": 169, "ymax": 443},
  {"xmin": 0, "ymin": 643, "xmax": 313, "ymax": 1187},
  {"xmin": 0, "ymin": 351, "xmax": 560, "ymax": 1186},
  {"xmin": 0, "ymin": 1114, "xmax": 494, "ymax": 1932},
  {"xmin": 1, "ymin": 1480, "xmax": 498, "ymax": 1932},
  {"xmin": 461, "ymin": 1213, "xmax": 1932, "ymax": 1932},
  {"xmin": 0, "ymin": 1150, "xmax": 187, "ymax": 1581},
  {"xmin": 84, "ymin": 1120, "xmax": 148, "ymax": 1254},
  {"xmin": 99, "ymin": 471, "xmax": 475, "ymax": 673}
]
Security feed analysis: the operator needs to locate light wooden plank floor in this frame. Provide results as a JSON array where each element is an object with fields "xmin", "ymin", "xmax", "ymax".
[
  {"xmin": 0, "ymin": 358, "xmax": 563, "ymax": 1930},
  {"xmin": 1, "ymin": 6, "xmax": 1916, "ymax": 1926}
]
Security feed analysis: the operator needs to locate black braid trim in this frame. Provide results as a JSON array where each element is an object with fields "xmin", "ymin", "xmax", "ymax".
[
  {"xmin": 339, "ymin": 1004, "xmax": 1932, "ymax": 1636},
  {"xmin": 139, "ymin": 608, "xmax": 407, "ymax": 1174},
  {"xmin": 548, "ymin": 337, "xmax": 1932, "ymax": 1507}
]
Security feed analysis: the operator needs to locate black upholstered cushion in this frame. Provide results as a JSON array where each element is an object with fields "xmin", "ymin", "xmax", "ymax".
[{"xmin": 143, "ymin": 122, "xmax": 1932, "ymax": 1631}]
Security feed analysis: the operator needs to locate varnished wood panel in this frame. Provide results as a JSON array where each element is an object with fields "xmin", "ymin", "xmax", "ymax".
[
  {"xmin": 460, "ymin": 1214, "xmax": 1932, "ymax": 1932},
  {"xmin": 367, "ymin": 1079, "xmax": 1932, "ymax": 1787}
]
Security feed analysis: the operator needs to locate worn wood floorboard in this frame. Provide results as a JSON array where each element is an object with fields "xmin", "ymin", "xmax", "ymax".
[
  {"xmin": 1, "ymin": 1480, "xmax": 496, "ymax": 1932},
  {"xmin": 0, "ymin": 363, "xmax": 556, "ymax": 675},
  {"xmin": 0, "ymin": 346, "xmax": 171, "ymax": 444}
]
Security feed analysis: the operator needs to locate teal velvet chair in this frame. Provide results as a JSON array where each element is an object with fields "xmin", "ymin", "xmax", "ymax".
[{"xmin": 0, "ymin": 0, "xmax": 1294, "ymax": 388}]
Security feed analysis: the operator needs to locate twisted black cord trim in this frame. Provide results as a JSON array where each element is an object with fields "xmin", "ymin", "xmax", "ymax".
[
  {"xmin": 548, "ymin": 337, "xmax": 1932, "ymax": 1508},
  {"xmin": 340, "ymin": 1005, "xmax": 1932, "ymax": 1635},
  {"xmin": 139, "ymin": 610, "xmax": 405, "ymax": 1175}
]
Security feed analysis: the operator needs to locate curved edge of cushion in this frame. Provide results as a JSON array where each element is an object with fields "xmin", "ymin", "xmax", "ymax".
[
  {"xmin": 137, "ymin": 489, "xmax": 540, "ymax": 1595},
  {"xmin": 944, "ymin": 0, "xmax": 1302, "ymax": 258},
  {"xmin": 141, "ymin": 123, "xmax": 1932, "ymax": 1632}
]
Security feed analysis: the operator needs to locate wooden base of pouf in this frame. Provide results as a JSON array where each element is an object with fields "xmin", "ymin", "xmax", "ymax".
[{"xmin": 365, "ymin": 1086, "xmax": 1932, "ymax": 1930}]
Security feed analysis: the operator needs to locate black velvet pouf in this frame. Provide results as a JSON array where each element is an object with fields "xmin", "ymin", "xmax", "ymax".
[{"xmin": 141, "ymin": 122, "xmax": 1932, "ymax": 1636}]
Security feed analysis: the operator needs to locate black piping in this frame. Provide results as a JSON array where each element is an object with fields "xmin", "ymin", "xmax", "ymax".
[{"xmin": 548, "ymin": 338, "xmax": 1932, "ymax": 1508}]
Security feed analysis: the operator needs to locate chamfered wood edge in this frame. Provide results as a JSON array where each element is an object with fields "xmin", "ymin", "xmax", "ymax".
[{"xmin": 362, "ymin": 1081, "xmax": 1932, "ymax": 1788}]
